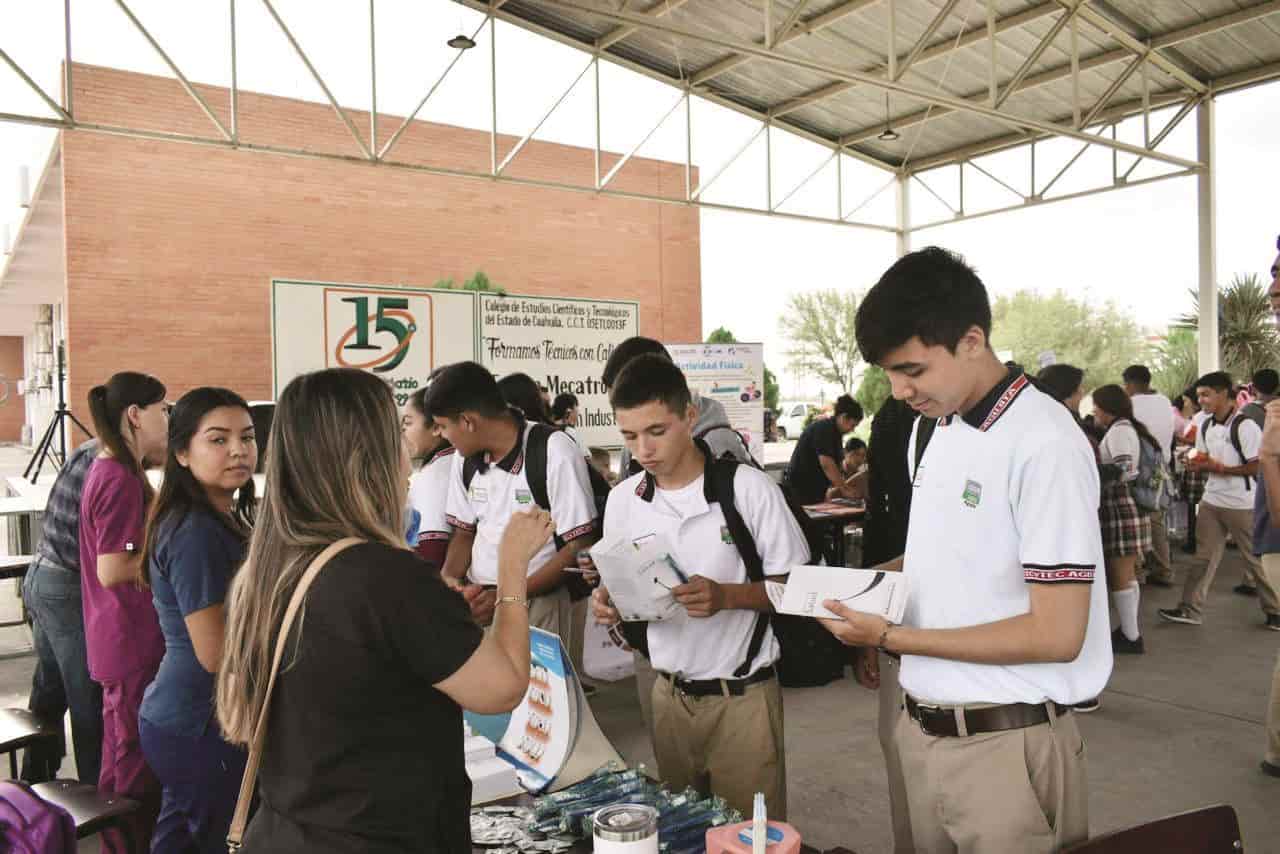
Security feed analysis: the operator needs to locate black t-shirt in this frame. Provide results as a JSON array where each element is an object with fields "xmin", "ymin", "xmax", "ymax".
[
  {"xmin": 241, "ymin": 542, "xmax": 483, "ymax": 854},
  {"xmin": 785, "ymin": 417, "xmax": 843, "ymax": 505}
]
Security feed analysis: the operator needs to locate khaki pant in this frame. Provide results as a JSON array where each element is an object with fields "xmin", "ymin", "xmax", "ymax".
[
  {"xmin": 1182, "ymin": 503, "xmax": 1279, "ymax": 617},
  {"xmin": 877, "ymin": 653, "xmax": 914, "ymax": 853},
  {"xmin": 1140, "ymin": 509, "xmax": 1173, "ymax": 583},
  {"xmin": 651, "ymin": 672, "xmax": 787, "ymax": 819},
  {"xmin": 634, "ymin": 650, "xmax": 658, "ymax": 745},
  {"xmin": 894, "ymin": 704, "xmax": 1089, "ymax": 854},
  {"xmin": 566, "ymin": 597, "xmax": 588, "ymax": 682},
  {"xmin": 1267, "ymin": 649, "xmax": 1280, "ymax": 766}
]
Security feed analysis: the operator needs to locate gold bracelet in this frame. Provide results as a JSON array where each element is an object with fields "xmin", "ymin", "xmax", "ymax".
[
  {"xmin": 496, "ymin": 595, "xmax": 530, "ymax": 609},
  {"xmin": 876, "ymin": 623, "xmax": 895, "ymax": 652}
]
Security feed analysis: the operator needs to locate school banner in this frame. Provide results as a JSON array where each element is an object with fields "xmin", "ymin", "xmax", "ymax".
[
  {"xmin": 477, "ymin": 293, "xmax": 639, "ymax": 448},
  {"xmin": 271, "ymin": 280, "xmax": 478, "ymax": 407},
  {"xmin": 666, "ymin": 342, "xmax": 765, "ymax": 463}
]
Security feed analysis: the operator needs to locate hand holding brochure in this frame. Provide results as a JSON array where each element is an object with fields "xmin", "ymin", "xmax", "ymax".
[
  {"xmin": 587, "ymin": 534, "xmax": 689, "ymax": 623},
  {"xmin": 776, "ymin": 565, "xmax": 909, "ymax": 623}
]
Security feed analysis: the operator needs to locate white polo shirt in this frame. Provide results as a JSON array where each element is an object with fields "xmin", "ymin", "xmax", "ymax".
[
  {"xmin": 1099, "ymin": 419, "xmax": 1140, "ymax": 482},
  {"xmin": 901, "ymin": 370, "xmax": 1113, "ymax": 706},
  {"xmin": 409, "ymin": 446, "xmax": 457, "ymax": 550},
  {"xmin": 1197, "ymin": 410, "xmax": 1261, "ymax": 511},
  {"xmin": 1130, "ymin": 391, "xmax": 1175, "ymax": 462},
  {"xmin": 605, "ymin": 459, "xmax": 809, "ymax": 681},
  {"xmin": 446, "ymin": 422, "xmax": 598, "ymax": 585}
]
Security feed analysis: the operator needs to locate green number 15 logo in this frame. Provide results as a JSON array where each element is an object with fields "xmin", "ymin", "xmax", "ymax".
[{"xmin": 333, "ymin": 296, "xmax": 418, "ymax": 373}]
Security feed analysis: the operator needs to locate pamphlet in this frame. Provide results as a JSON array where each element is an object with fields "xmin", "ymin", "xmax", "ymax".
[
  {"xmin": 775, "ymin": 565, "xmax": 909, "ymax": 622},
  {"xmin": 587, "ymin": 533, "xmax": 688, "ymax": 623}
]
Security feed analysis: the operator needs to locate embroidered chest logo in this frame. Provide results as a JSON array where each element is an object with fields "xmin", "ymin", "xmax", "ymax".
[
  {"xmin": 961, "ymin": 479, "xmax": 982, "ymax": 508},
  {"xmin": 515, "ymin": 489, "xmax": 532, "ymax": 505},
  {"xmin": 720, "ymin": 526, "xmax": 734, "ymax": 544},
  {"xmin": 469, "ymin": 485, "xmax": 488, "ymax": 503}
]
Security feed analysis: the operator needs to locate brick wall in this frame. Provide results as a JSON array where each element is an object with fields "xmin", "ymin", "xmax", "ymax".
[
  {"xmin": 0, "ymin": 337, "xmax": 22, "ymax": 442},
  {"xmin": 62, "ymin": 64, "xmax": 701, "ymax": 405}
]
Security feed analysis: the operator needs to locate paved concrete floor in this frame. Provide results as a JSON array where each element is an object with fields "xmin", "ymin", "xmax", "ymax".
[{"xmin": 2, "ymin": 443, "xmax": 1276, "ymax": 852}]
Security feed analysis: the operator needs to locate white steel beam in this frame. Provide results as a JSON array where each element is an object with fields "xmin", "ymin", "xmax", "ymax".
[
  {"xmin": 599, "ymin": 91, "xmax": 687, "ymax": 189},
  {"xmin": 894, "ymin": 0, "xmax": 960, "ymax": 81},
  {"xmin": 692, "ymin": 123, "xmax": 767, "ymax": 201},
  {"xmin": 993, "ymin": 3, "xmax": 1081, "ymax": 109},
  {"xmin": 496, "ymin": 57, "xmax": 594, "ymax": 175},
  {"xmin": 369, "ymin": 0, "xmax": 377, "ymax": 156},
  {"xmin": 530, "ymin": 0, "xmax": 1201, "ymax": 170},
  {"xmin": 260, "ymin": 0, "xmax": 371, "ymax": 159},
  {"xmin": 230, "ymin": 0, "xmax": 239, "ymax": 141},
  {"xmin": 0, "ymin": 49, "xmax": 73, "ymax": 122},
  {"xmin": 912, "ymin": 173, "xmax": 956, "ymax": 215},
  {"xmin": 772, "ymin": 150, "xmax": 836, "ymax": 212},
  {"xmin": 1067, "ymin": 2, "xmax": 1206, "ymax": 93},
  {"xmin": 895, "ymin": 172, "xmax": 910, "ymax": 256},
  {"xmin": 63, "ymin": 0, "xmax": 73, "ymax": 117},
  {"xmin": 842, "ymin": 173, "xmax": 895, "ymax": 221},
  {"xmin": 113, "ymin": 0, "xmax": 232, "ymax": 141},
  {"xmin": 1120, "ymin": 96, "xmax": 1199, "ymax": 182},
  {"xmin": 775, "ymin": 0, "xmax": 815, "ymax": 45},
  {"xmin": 596, "ymin": 0, "xmax": 691, "ymax": 50},
  {"xmin": 965, "ymin": 158, "xmax": 1026, "ymax": 200},
  {"xmin": 1196, "ymin": 99, "xmax": 1219, "ymax": 372},
  {"xmin": 379, "ymin": 17, "xmax": 488, "ymax": 161},
  {"xmin": 1079, "ymin": 52, "xmax": 1144, "ymax": 128}
]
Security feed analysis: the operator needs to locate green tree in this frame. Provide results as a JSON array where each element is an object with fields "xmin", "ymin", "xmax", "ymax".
[
  {"xmin": 1176, "ymin": 273, "xmax": 1280, "ymax": 381},
  {"xmin": 1151, "ymin": 327, "xmax": 1200, "ymax": 399},
  {"xmin": 435, "ymin": 270, "xmax": 507, "ymax": 295},
  {"xmin": 855, "ymin": 364, "xmax": 892, "ymax": 418},
  {"xmin": 704, "ymin": 327, "xmax": 780, "ymax": 411},
  {"xmin": 778, "ymin": 289, "xmax": 862, "ymax": 391},
  {"xmin": 989, "ymin": 290, "xmax": 1147, "ymax": 389}
]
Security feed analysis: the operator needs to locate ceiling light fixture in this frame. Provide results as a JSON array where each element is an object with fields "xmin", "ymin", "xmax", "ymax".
[
  {"xmin": 878, "ymin": 93, "xmax": 900, "ymax": 142},
  {"xmin": 448, "ymin": 33, "xmax": 477, "ymax": 50}
]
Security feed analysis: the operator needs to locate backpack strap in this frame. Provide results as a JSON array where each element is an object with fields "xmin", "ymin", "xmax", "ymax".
[
  {"xmin": 462, "ymin": 455, "xmax": 483, "ymax": 492},
  {"xmin": 1227, "ymin": 413, "xmax": 1255, "ymax": 491},
  {"xmin": 523, "ymin": 423, "xmax": 569, "ymax": 549},
  {"xmin": 695, "ymin": 422, "xmax": 760, "ymax": 469},
  {"xmin": 704, "ymin": 453, "xmax": 770, "ymax": 679},
  {"xmin": 912, "ymin": 415, "xmax": 938, "ymax": 481}
]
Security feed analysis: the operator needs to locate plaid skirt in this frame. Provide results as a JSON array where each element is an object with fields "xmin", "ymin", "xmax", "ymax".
[
  {"xmin": 1100, "ymin": 480, "xmax": 1152, "ymax": 558},
  {"xmin": 1181, "ymin": 467, "xmax": 1207, "ymax": 506}
]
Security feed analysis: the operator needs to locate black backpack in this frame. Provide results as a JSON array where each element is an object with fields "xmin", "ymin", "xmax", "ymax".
[
  {"xmin": 462, "ymin": 423, "xmax": 611, "ymax": 600},
  {"xmin": 619, "ymin": 447, "xmax": 848, "ymax": 688}
]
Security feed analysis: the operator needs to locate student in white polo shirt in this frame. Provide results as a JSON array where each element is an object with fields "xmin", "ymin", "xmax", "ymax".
[
  {"xmin": 590, "ymin": 354, "xmax": 808, "ymax": 819},
  {"xmin": 428, "ymin": 362, "xmax": 599, "ymax": 637},
  {"xmin": 1160, "ymin": 370, "xmax": 1280, "ymax": 627},
  {"xmin": 820, "ymin": 247, "xmax": 1113, "ymax": 853}
]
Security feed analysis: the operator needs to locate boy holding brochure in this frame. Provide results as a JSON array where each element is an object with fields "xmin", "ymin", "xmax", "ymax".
[{"xmin": 590, "ymin": 354, "xmax": 808, "ymax": 818}]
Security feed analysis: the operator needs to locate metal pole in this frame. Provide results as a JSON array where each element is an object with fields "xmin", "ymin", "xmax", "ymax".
[
  {"xmin": 765, "ymin": 120, "xmax": 772, "ymax": 211},
  {"xmin": 497, "ymin": 57, "xmax": 594, "ymax": 175},
  {"xmin": 958, "ymin": 161, "xmax": 964, "ymax": 215},
  {"xmin": 370, "ymin": 0, "xmax": 377, "ymax": 158},
  {"xmin": 1070, "ymin": 13, "xmax": 1080, "ymax": 127},
  {"xmin": 895, "ymin": 172, "xmax": 911, "ymax": 256},
  {"xmin": 684, "ymin": 90, "xmax": 692, "ymax": 201},
  {"xmin": 986, "ymin": 0, "xmax": 996, "ymax": 106},
  {"xmin": 1196, "ymin": 99, "xmax": 1219, "ymax": 372},
  {"xmin": 490, "ymin": 15, "xmax": 498, "ymax": 176},
  {"xmin": 64, "ymin": 0, "xmax": 73, "ymax": 118},
  {"xmin": 593, "ymin": 57, "xmax": 601, "ymax": 189},
  {"xmin": 230, "ymin": 0, "xmax": 238, "ymax": 142},
  {"xmin": 836, "ymin": 151, "xmax": 842, "ymax": 221},
  {"xmin": 888, "ymin": 0, "xmax": 897, "ymax": 82}
]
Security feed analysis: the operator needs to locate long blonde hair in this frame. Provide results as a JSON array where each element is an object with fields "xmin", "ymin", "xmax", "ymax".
[{"xmin": 216, "ymin": 368, "xmax": 407, "ymax": 745}]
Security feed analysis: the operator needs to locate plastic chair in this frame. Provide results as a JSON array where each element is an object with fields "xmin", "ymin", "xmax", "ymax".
[
  {"xmin": 31, "ymin": 779, "xmax": 141, "ymax": 854},
  {"xmin": 1063, "ymin": 804, "xmax": 1243, "ymax": 853},
  {"xmin": 0, "ymin": 707, "xmax": 62, "ymax": 779}
]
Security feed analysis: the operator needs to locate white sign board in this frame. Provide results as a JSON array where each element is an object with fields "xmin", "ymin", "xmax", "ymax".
[
  {"xmin": 271, "ymin": 280, "xmax": 477, "ymax": 407},
  {"xmin": 666, "ymin": 342, "xmax": 765, "ymax": 463},
  {"xmin": 477, "ymin": 294, "xmax": 639, "ymax": 448}
]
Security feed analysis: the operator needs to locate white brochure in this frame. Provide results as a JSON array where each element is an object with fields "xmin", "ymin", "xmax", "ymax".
[
  {"xmin": 776, "ymin": 566, "xmax": 909, "ymax": 623},
  {"xmin": 588, "ymin": 533, "xmax": 688, "ymax": 623}
]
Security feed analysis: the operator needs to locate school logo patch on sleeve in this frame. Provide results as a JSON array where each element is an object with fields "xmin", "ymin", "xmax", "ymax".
[{"xmin": 961, "ymin": 479, "xmax": 982, "ymax": 508}]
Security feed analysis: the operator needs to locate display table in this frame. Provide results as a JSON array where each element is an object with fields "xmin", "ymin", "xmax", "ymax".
[{"xmin": 803, "ymin": 500, "xmax": 865, "ymax": 567}]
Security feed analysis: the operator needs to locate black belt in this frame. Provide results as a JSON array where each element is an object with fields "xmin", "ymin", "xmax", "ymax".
[
  {"xmin": 659, "ymin": 665, "xmax": 776, "ymax": 697},
  {"xmin": 906, "ymin": 694, "xmax": 1071, "ymax": 738}
]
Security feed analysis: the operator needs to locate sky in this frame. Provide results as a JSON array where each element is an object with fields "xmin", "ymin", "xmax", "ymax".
[{"xmin": 1, "ymin": 0, "xmax": 1277, "ymax": 400}]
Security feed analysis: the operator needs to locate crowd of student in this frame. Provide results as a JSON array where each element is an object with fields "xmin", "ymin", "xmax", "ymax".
[{"xmin": 12, "ymin": 239, "xmax": 1280, "ymax": 854}]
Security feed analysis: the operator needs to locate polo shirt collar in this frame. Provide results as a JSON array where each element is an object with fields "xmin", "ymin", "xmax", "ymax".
[
  {"xmin": 1210, "ymin": 405, "xmax": 1236, "ymax": 427},
  {"xmin": 475, "ymin": 412, "xmax": 527, "ymax": 475},
  {"xmin": 959, "ymin": 367, "xmax": 1030, "ymax": 432},
  {"xmin": 633, "ymin": 439, "xmax": 715, "ymax": 504}
]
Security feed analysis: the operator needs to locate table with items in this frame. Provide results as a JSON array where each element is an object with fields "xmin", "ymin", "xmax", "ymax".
[{"xmin": 803, "ymin": 499, "xmax": 866, "ymax": 568}]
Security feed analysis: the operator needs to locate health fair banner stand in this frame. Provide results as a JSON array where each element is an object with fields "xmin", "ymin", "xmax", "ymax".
[
  {"xmin": 666, "ymin": 342, "xmax": 766, "ymax": 463},
  {"xmin": 271, "ymin": 279, "xmax": 478, "ymax": 405},
  {"xmin": 477, "ymin": 294, "xmax": 639, "ymax": 449}
]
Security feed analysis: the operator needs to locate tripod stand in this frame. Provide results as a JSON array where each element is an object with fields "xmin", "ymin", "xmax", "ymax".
[{"xmin": 24, "ymin": 342, "xmax": 93, "ymax": 484}]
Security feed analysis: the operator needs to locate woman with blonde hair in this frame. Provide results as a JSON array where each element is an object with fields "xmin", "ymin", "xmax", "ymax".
[{"xmin": 216, "ymin": 368, "xmax": 549, "ymax": 853}]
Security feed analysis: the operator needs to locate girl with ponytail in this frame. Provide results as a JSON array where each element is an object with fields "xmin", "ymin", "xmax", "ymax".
[{"xmin": 79, "ymin": 371, "xmax": 169, "ymax": 853}]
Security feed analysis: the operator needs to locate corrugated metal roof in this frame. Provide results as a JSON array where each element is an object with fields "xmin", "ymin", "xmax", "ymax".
[{"xmin": 485, "ymin": 0, "xmax": 1280, "ymax": 172}]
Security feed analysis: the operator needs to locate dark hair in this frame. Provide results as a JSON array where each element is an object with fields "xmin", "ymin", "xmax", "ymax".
[
  {"xmin": 1121, "ymin": 365, "xmax": 1152, "ymax": 386},
  {"xmin": 551, "ymin": 393, "xmax": 579, "ymax": 421},
  {"xmin": 497, "ymin": 373, "xmax": 552, "ymax": 423},
  {"xmin": 87, "ymin": 372, "xmax": 167, "ymax": 504},
  {"xmin": 834, "ymin": 394, "xmax": 863, "ymax": 422},
  {"xmin": 1171, "ymin": 393, "xmax": 1188, "ymax": 411},
  {"xmin": 424, "ymin": 362, "xmax": 508, "ymax": 420},
  {"xmin": 1195, "ymin": 371, "xmax": 1233, "ymax": 394},
  {"xmin": 407, "ymin": 386, "xmax": 430, "ymax": 419},
  {"xmin": 1037, "ymin": 364, "xmax": 1086, "ymax": 404},
  {"xmin": 1253, "ymin": 369, "xmax": 1279, "ymax": 396},
  {"xmin": 140, "ymin": 388, "xmax": 256, "ymax": 586},
  {"xmin": 1092, "ymin": 384, "xmax": 1161, "ymax": 453},
  {"xmin": 844, "ymin": 437, "xmax": 867, "ymax": 454},
  {"xmin": 610, "ymin": 353, "xmax": 692, "ymax": 414},
  {"xmin": 602, "ymin": 336, "xmax": 668, "ymax": 388},
  {"xmin": 855, "ymin": 246, "xmax": 992, "ymax": 365}
]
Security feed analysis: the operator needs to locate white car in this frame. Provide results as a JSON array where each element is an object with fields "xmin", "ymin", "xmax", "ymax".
[{"xmin": 775, "ymin": 401, "xmax": 820, "ymax": 441}]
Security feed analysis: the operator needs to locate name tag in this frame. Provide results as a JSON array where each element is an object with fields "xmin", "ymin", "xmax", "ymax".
[
  {"xmin": 470, "ymin": 486, "xmax": 488, "ymax": 503},
  {"xmin": 515, "ymin": 489, "xmax": 532, "ymax": 505}
]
